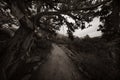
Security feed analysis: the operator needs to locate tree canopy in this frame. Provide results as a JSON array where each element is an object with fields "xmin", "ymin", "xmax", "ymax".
[
  {"xmin": 1, "ymin": 0, "xmax": 119, "ymax": 80},
  {"xmin": 97, "ymin": 0, "xmax": 120, "ymax": 41},
  {"xmin": 0, "ymin": 0, "xmax": 112, "ymax": 39}
]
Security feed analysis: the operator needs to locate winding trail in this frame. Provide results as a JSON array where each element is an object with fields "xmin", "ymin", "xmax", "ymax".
[{"xmin": 30, "ymin": 43, "xmax": 87, "ymax": 80}]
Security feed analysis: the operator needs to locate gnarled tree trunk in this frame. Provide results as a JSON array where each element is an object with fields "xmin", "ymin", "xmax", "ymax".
[{"xmin": 0, "ymin": 17, "xmax": 34, "ymax": 80}]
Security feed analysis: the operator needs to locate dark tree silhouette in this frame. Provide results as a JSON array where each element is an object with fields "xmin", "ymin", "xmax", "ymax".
[
  {"xmin": 97, "ymin": 0, "xmax": 120, "ymax": 41},
  {"xmin": 0, "ymin": 0, "xmax": 114, "ymax": 80}
]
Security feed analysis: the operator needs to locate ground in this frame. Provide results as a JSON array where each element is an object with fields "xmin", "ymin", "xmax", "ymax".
[{"xmin": 30, "ymin": 43, "xmax": 88, "ymax": 80}]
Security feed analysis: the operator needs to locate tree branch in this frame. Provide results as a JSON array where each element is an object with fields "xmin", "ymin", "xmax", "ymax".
[
  {"xmin": 40, "ymin": 0, "xmax": 82, "ymax": 21},
  {"xmin": 34, "ymin": 0, "xmax": 111, "ymax": 19}
]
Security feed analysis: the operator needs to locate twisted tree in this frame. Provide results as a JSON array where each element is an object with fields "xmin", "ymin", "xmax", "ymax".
[{"xmin": 0, "ymin": 0, "xmax": 112, "ymax": 80}]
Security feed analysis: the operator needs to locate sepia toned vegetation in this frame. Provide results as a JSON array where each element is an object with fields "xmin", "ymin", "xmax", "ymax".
[{"xmin": 0, "ymin": 0, "xmax": 120, "ymax": 80}]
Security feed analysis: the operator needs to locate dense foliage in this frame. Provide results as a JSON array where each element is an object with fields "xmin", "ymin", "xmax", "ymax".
[
  {"xmin": 67, "ymin": 37, "xmax": 120, "ymax": 80},
  {"xmin": 0, "ymin": 0, "xmax": 119, "ymax": 80},
  {"xmin": 97, "ymin": 0, "xmax": 120, "ymax": 41},
  {"xmin": 0, "ymin": 0, "xmax": 112, "ymax": 38}
]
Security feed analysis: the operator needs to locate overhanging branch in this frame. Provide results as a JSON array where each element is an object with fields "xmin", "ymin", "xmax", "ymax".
[{"xmin": 34, "ymin": 0, "xmax": 111, "ymax": 18}]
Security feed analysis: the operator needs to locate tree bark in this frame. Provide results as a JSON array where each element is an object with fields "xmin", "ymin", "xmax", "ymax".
[
  {"xmin": 0, "ymin": 2, "xmax": 35, "ymax": 79},
  {"xmin": 0, "ymin": 18, "xmax": 34, "ymax": 79}
]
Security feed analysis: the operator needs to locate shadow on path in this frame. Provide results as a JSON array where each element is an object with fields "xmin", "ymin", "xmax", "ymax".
[{"xmin": 30, "ymin": 43, "xmax": 87, "ymax": 80}]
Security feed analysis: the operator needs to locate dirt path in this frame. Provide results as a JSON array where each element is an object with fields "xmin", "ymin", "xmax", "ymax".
[{"xmin": 30, "ymin": 43, "xmax": 86, "ymax": 80}]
